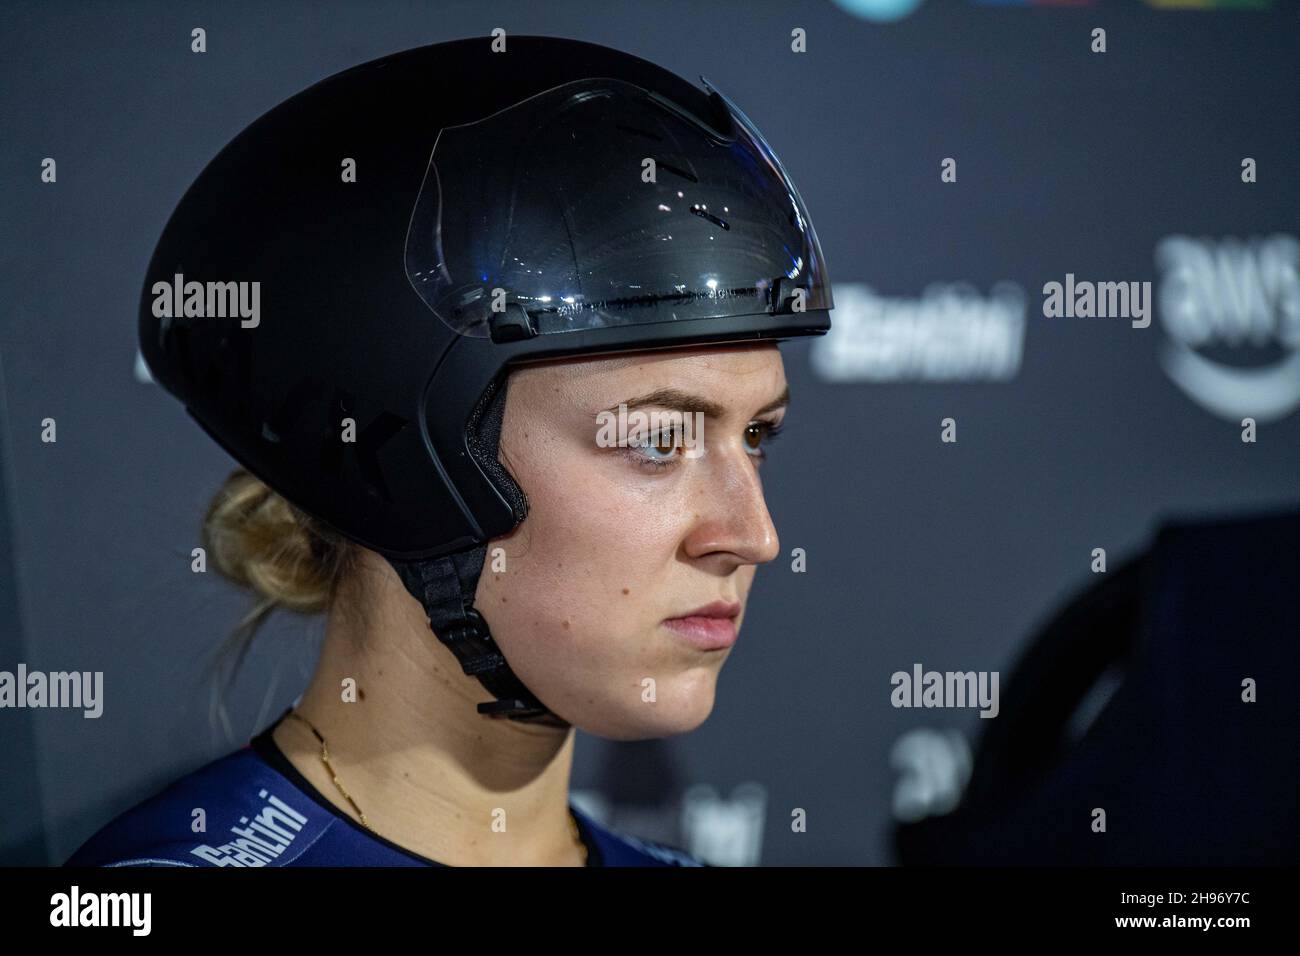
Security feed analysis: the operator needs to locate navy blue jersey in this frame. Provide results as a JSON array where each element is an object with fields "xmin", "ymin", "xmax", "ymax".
[{"xmin": 64, "ymin": 721, "xmax": 703, "ymax": 868}]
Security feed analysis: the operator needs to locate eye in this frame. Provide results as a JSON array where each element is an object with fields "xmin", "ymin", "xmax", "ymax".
[
  {"xmin": 625, "ymin": 426, "xmax": 683, "ymax": 470},
  {"xmin": 744, "ymin": 419, "xmax": 785, "ymax": 461}
]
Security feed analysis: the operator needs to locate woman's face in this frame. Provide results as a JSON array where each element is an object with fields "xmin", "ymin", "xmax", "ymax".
[{"xmin": 475, "ymin": 343, "xmax": 789, "ymax": 740}]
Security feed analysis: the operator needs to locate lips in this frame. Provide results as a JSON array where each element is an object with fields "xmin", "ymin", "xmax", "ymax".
[
  {"xmin": 667, "ymin": 600, "xmax": 741, "ymax": 621},
  {"xmin": 662, "ymin": 600, "xmax": 741, "ymax": 650}
]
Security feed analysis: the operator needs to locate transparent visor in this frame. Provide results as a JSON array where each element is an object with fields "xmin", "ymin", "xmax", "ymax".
[{"xmin": 404, "ymin": 75, "xmax": 831, "ymax": 339}]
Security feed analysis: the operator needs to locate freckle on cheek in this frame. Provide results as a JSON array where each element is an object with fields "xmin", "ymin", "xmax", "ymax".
[
  {"xmin": 562, "ymin": 619, "xmax": 570, "ymax": 629},
  {"xmin": 622, "ymin": 588, "xmax": 630, "ymax": 595}
]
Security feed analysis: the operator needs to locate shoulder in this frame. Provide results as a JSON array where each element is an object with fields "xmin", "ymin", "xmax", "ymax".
[
  {"xmin": 571, "ymin": 805, "xmax": 707, "ymax": 867},
  {"xmin": 63, "ymin": 746, "xmax": 377, "ymax": 867},
  {"xmin": 65, "ymin": 744, "xmax": 708, "ymax": 868}
]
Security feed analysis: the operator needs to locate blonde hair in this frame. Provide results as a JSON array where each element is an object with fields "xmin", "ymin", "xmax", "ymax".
[{"xmin": 200, "ymin": 467, "xmax": 361, "ymax": 737}]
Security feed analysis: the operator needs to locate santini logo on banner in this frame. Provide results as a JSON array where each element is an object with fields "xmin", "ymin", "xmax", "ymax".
[{"xmin": 809, "ymin": 281, "xmax": 1028, "ymax": 383}]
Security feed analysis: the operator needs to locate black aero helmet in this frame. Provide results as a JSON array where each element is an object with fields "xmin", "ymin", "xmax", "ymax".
[{"xmin": 141, "ymin": 36, "xmax": 833, "ymax": 726}]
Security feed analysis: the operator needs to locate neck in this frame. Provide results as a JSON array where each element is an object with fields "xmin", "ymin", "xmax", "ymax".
[{"xmin": 270, "ymin": 556, "xmax": 583, "ymax": 866}]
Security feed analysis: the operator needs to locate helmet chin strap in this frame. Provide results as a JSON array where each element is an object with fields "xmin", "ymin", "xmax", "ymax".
[
  {"xmin": 387, "ymin": 553, "xmax": 570, "ymax": 728},
  {"xmin": 385, "ymin": 370, "xmax": 569, "ymax": 728}
]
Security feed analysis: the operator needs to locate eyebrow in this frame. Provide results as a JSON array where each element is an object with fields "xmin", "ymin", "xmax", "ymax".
[{"xmin": 606, "ymin": 384, "xmax": 790, "ymax": 420}]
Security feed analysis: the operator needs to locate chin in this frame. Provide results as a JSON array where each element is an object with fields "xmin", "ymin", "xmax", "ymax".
[{"xmin": 570, "ymin": 668, "xmax": 720, "ymax": 741}]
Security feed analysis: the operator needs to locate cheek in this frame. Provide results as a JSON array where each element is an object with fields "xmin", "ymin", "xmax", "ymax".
[
  {"xmin": 476, "ymin": 451, "xmax": 685, "ymax": 680},
  {"xmin": 513, "ymin": 447, "xmax": 685, "ymax": 592}
]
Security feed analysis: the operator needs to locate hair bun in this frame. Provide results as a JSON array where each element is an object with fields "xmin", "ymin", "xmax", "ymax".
[{"xmin": 201, "ymin": 468, "xmax": 353, "ymax": 615}]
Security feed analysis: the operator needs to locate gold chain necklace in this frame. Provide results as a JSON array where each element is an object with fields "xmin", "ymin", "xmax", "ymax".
[{"xmin": 285, "ymin": 709, "xmax": 587, "ymax": 865}]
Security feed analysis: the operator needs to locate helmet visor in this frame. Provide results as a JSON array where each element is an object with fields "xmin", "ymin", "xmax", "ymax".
[{"xmin": 404, "ymin": 75, "xmax": 832, "ymax": 340}]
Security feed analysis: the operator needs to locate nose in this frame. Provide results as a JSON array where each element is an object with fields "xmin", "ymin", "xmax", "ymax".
[{"xmin": 680, "ymin": 444, "xmax": 781, "ymax": 568}]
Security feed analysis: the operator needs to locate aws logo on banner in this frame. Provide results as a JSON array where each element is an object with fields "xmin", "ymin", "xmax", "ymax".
[{"xmin": 1156, "ymin": 234, "xmax": 1300, "ymax": 423}]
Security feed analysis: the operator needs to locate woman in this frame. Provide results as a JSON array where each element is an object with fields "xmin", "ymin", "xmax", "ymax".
[{"xmin": 65, "ymin": 34, "xmax": 832, "ymax": 867}]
